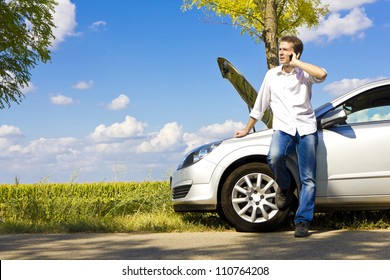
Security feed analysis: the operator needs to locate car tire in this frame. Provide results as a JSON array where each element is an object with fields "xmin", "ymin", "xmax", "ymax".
[{"xmin": 221, "ymin": 162, "xmax": 291, "ymax": 232}]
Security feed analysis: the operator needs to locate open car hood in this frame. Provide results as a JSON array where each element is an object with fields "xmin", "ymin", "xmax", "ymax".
[{"xmin": 217, "ymin": 57, "xmax": 273, "ymax": 129}]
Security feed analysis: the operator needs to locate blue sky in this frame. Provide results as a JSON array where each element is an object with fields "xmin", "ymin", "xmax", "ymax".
[{"xmin": 0, "ymin": 0, "xmax": 389, "ymax": 184}]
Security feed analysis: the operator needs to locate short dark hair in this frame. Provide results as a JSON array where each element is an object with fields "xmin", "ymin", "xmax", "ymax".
[{"xmin": 280, "ymin": 35, "xmax": 304, "ymax": 56}]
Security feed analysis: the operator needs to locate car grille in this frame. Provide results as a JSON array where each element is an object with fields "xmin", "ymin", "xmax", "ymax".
[{"xmin": 172, "ymin": 184, "xmax": 192, "ymax": 199}]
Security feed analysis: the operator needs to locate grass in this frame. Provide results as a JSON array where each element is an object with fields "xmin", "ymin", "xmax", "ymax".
[
  {"xmin": 0, "ymin": 181, "xmax": 389, "ymax": 233},
  {"xmin": 312, "ymin": 211, "xmax": 390, "ymax": 230},
  {"xmin": 0, "ymin": 181, "xmax": 232, "ymax": 233}
]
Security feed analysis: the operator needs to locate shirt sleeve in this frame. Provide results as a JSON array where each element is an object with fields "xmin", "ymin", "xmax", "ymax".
[
  {"xmin": 309, "ymin": 68, "xmax": 327, "ymax": 84},
  {"xmin": 250, "ymin": 72, "xmax": 271, "ymax": 120}
]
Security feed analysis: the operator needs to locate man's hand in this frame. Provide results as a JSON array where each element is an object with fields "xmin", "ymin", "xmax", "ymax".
[
  {"xmin": 235, "ymin": 128, "xmax": 250, "ymax": 138},
  {"xmin": 235, "ymin": 117, "xmax": 257, "ymax": 138},
  {"xmin": 289, "ymin": 52, "xmax": 300, "ymax": 67}
]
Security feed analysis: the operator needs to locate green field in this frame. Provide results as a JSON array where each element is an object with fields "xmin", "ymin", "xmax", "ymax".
[
  {"xmin": 0, "ymin": 181, "xmax": 232, "ymax": 233},
  {"xmin": 0, "ymin": 181, "xmax": 389, "ymax": 233}
]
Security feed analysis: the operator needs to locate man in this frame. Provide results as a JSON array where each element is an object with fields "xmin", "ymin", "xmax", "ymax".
[{"xmin": 235, "ymin": 35, "xmax": 327, "ymax": 237}]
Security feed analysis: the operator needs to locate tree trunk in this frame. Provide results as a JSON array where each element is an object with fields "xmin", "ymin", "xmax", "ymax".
[{"xmin": 262, "ymin": 0, "xmax": 279, "ymax": 69}]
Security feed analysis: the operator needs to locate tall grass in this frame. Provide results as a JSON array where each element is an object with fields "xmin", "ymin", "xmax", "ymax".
[
  {"xmin": 0, "ymin": 181, "xmax": 389, "ymax": 233},
  {"xmin": 0, "ymin": 181, "xmax": 231, "ymax": 233}
]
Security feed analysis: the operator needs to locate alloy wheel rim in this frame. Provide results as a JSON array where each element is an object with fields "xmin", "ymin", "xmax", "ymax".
[{"xmin": 231, "ymin": 172, "xmax": 279, "ymax": 223}]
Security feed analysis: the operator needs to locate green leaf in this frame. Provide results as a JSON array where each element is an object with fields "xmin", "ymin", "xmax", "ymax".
[{"xmin": 0, "ymin": 0, "xmax": 57, "ymax": 108}]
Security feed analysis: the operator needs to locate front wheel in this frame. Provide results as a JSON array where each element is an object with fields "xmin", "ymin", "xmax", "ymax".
[{"xmin": 221, "ymin": 162, "xmax": 291, "ymax": 232}]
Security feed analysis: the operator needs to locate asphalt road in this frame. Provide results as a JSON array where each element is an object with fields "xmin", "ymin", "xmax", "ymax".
[{"xmin": 1, "ymin": 229, "xmax": 390, "ymax": 260}]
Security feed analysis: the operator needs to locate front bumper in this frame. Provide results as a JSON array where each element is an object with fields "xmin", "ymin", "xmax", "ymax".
[
  {"xmin": 170, "ymin": 158, "xmax": 220, "ymax": 212},
  {"xmin": 171, "ymin": 181, "xmax": 218, "ymax": 212}
]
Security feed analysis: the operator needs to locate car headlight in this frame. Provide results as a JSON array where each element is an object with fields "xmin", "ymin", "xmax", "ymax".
[{"xmin": 177, "ymin": 140, "xmax": 222, "ymax": 170}]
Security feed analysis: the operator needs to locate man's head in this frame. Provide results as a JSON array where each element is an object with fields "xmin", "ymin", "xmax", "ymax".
[
  {"xmin": 280, "ymin": 35, "xmax": 304, "ymax": 55},
  {"xmin": 279, "ymin": 35, "xmax": 304, "ymax": 65}
]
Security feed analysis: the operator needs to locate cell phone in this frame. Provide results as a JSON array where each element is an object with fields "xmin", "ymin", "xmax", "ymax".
[{"xmin": 289, "ymin": 52, "xmax": 299, "ymax": 61}]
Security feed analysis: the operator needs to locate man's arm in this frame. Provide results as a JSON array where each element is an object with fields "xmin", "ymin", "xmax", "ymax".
[
  {"xmin": 290, "ymin": 53, "xmax": 327, "ymax": 80},
  {"xmin": 235, "ymin": 117, "xmax": 258, "ymax": 138}
]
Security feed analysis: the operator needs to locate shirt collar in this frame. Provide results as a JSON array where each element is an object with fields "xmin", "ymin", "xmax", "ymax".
[{"xmin": 276, "ymin": 65, "xmax": 299, "ymax": 75}]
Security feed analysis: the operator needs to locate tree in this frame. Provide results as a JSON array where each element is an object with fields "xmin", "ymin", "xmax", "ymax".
[
  {"xmin": 182, "ymin": 0, "xmax": 329, "ymax": 69},
  {"xmin": 0, "ymin": 0, "xmax": 57, "ymax": 109}
]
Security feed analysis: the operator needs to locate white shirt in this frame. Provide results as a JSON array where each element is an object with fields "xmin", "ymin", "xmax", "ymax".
[{"xmin": 250, "ymin": 65, "xmax": 326, "ymax": 136}]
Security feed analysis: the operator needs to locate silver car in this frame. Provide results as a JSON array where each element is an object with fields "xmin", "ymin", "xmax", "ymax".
[{"xmin": 170, "ymin": 59, "xmax": 390, "ymax": 232}]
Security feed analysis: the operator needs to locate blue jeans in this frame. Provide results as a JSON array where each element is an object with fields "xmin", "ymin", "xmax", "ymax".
[{"xmin": 267, "ymin": 130, "xmax": 318, "ymax": 225}]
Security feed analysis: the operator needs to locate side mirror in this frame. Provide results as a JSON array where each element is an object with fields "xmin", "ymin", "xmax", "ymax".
[{"xmin": 320, "ymin": 108, "xmax": 347, "ymax": 129}]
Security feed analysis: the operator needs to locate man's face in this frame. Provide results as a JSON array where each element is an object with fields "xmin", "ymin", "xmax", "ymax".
[{"xmin": 279, "ymin": 41, "xmax": 294, "ymax": 65}]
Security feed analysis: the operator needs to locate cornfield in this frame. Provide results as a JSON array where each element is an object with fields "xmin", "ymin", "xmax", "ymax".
[
  {"xmin": 0, "ymin": 181, "xmax": 229, "ymax": 233},
  {"xmin": 1, "ymin": 181, "xmax": 389, "ymax": 233}
]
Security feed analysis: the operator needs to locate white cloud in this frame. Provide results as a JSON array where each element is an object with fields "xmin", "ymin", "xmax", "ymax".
[
  {"xmin": 0, "ymin": 137, "xmax": 79, "ymax": 166},
  {"xmin": 0, "ymin": 125, "xmax": 23, "ymax": 138},
  {"xmin": 324, "ymin": 76, "xmax": 387, "ymax": 96},
  {"xmin": 183, "ymin": 120, "xmax": 245, "ymax": 153},
  {"xmin": 91, "ymin": 115, "xmax": 146, "ymax": 142},
  {"xmin": 0, "ymin": 117, "xmax": 245, "ymax": 183},
  {"xmin": 0, "ymin": 138, "xmax": 14, "ymax": 151},
  {"xmin": 72, "ymin": 80, "xmax": 93, "ymax": 90},
  {"xmin": 321, "ymin": 0, "xmax": 377, "ymax": 12},
  {"xmin": 298, "ymin": 7, "xmax": 373, "ymax": 42},
  {"xmin": 198, "ymin": 120, "xmax": 245, "ymax": 137},
  {"xmin": 348, "ymin": 111, "xmax": 390, "ymax": 124},
  {"xmin": 298, "ymin": 0, "xmax": 377, "ymax": 43},
  {"xmin": 23, "ymin": 137, "xmax": 78, "ymax": 156},
  {"xmin": 50, "ymin": 94, "xmax": 74, "ymax": 105},
  {"xmin": 51, "ymin": 0, "xmax": 78, "ymax": 49},
  {"xmin": 137, "ymin": 120, "xmax": 244, "ymax": 154},
  {"xmin": 107, "ymin": 94, "xmax": 130, "ymax": 110},
  {"xmin": 371, "ymin": 112, "xmax": 390, "ymax": 121},
  {"xmin": 20, "ymin": 82, "xmax": 37, "ymax": 94},
  {"xmin": 137, "ymin": 122, "xmax": 183, "ymax": 153},
  {"xmin": 89, "ymin": 20, "xmax": 107, "ymax": 31},
  {"xmin": 7, "ymin": 136, "xmax": 97, "ymax": 174},
  {"xmin": 0, "ymin": 135, "xmax": 94, "ymax": 182}
]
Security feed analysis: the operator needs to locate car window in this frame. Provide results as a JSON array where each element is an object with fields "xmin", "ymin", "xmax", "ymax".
[
  {"xmin": 345, "ymin": 106, "xmax": 390, "ymax": 124},
  {"xmin": 339, "ymin": 85, "xmax": 390, "ymax": 125}
]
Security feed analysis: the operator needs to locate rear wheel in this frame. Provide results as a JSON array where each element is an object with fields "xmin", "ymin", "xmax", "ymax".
[{"xmin": 221, "ymin": 162, "xmax": 291, "ymax": 232}]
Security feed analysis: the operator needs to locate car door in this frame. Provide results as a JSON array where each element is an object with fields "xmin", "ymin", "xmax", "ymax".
[{"xmin": 316, "ymin": 85, "xmax": 390, "ymax": 204}]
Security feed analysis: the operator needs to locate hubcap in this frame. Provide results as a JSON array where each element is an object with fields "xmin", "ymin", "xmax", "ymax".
[{"xmin": 231, "ymin": 172, "xmax": 279, "ymax": 223}]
